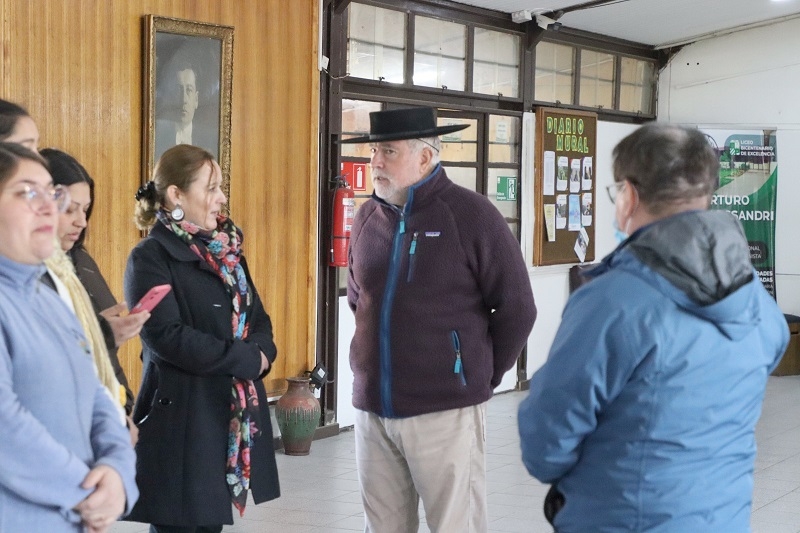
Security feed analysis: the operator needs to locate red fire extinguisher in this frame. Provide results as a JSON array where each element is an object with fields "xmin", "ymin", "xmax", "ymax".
[{"xmin": 329, "ymin": 176, "xmax": 354, "ymax": 267}]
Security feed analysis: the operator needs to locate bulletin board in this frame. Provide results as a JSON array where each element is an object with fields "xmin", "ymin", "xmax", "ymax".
[{"xmin": 533, "ymin": 107, "xmax": 597, "ymax": 266}]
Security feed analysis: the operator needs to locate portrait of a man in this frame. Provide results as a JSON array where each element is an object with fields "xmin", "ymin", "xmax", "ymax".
[{"xmin": 154, "ymin": 33, "xmax": 221, "ymax": 162}]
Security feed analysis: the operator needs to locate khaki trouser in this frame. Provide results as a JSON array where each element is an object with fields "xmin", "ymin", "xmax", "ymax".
[{"xmin": 354, "ymin": 403, "xmax": 488, "ymax": 533}]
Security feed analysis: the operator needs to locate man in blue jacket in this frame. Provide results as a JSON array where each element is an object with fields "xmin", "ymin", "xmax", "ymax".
[
  {"xmin": 518, "ymin": 123, "xmax": 789, "ymax": 532},
  {"xmin": 343, "ymin": 107, "xmax": 537, "ymax": 532}
]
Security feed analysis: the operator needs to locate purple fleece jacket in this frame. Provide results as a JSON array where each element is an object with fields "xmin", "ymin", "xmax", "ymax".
[{"xmin": 347, "ymin": 165, "xmax": 537, "ymax": 418}]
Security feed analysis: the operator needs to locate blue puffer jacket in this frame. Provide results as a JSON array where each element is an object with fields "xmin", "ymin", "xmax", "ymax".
[{"xmin": 518, "ymin": 210, "xmax": 788, "ymax": 533}]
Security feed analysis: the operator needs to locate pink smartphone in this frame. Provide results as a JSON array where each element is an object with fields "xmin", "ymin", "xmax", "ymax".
[{"xmin": 131, "ymin": 284, "xmax": 172, "ymax": 314}]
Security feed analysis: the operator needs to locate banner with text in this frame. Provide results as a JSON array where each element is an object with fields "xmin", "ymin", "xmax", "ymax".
[{"xmin": 704, "ymin": 129, "xmax": 778, "ymax": 298}]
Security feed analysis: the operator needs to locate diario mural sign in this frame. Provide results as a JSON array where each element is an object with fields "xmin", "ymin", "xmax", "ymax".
[
  {"xmin": 703, "ymin": 129, "xmax": 777, "ymax": 298},
  {"xmin": 533, "ymin": 108, "xmax": 597, "ymax": 266}
]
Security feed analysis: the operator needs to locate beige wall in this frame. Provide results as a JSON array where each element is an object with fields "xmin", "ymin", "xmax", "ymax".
[{"xmin": 0, "ymin": 0, "xmax": 319, "ymax": 395}]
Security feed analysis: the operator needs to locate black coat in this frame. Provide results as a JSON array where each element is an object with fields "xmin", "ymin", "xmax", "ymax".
[
  {"xmin": 70, "ymin": 246, "xmax": 135, "ymax": 413},
  {"xmin": 124, "ymin": 223, "xmax": 280, "ymax": 526}
]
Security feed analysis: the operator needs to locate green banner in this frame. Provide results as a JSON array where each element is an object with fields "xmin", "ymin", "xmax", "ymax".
[{"xmin": 705, "ymin": 129, "xmax": 777, "ymax": 298}]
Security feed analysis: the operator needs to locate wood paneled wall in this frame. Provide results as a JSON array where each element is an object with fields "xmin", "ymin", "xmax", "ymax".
[{"xmin": 0, "ymin": 0, "xmax": 320, "ymax": 395}]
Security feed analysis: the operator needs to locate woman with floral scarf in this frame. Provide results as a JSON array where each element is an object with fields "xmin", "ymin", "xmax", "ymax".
[{"xmin": 125, "ymin": 144, "xmax": 279, "ymax": 532}]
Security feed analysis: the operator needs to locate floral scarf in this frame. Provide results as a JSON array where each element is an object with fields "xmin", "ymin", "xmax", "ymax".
[{"xmin": 157, "ymin": 210, "xmax": 260, "ymax": 516}]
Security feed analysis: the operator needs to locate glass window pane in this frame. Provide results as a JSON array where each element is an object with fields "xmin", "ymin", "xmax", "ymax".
[
  {"xmin": 535, "ymin": 72, "xmax": 554, "ymax": 102},
  {"xmin": 555, "ymin": 74, "xmax": 573, "ymax": 103},
  {"xmin": 473, "ymin": 28, "xmax": 520, "ymax": 97},
  {"xmin": 579, "ymin": 50, "xmax": 615, "ymax": 109},
  {"xmin": 347, "ymin": 4, "xmax": 406, "ymax": 83},
  {"xmin": 413, "ymin": 17, "xmax": 466, "ymax": 90},
  {"xmin": 444, "ymin": 166, "xmax": 477, "ymax": 191},
  {"xmin": 488, "ymin": 115, "xmax": 519, "ymax": 164},
  {"xmin": 440, "ymin": 142, "xmax": 477, "ymax": 162},
  {"xmin": 535, "ymin": 42, "xmax": 574, "ymax": 104},
  {"xmin": 340, "ymin": 99, "xmax": 382, "ymax": 158},
  {"xmin": 619, "ymin": 57, "xmax": 655, "ymax": 114},
  {"xmin": 438, "ymin": 117, "xmax": 477, "ymax": 162},
  {"xmin": 488, "ymin": 168, "xmax": 519, "ymax": 239}
]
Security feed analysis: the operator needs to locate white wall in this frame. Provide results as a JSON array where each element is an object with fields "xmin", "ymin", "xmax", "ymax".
[
  {"xmin": 658, "ymin": 17, "xmax": 800, "ymax": 315},
  {"xmin": 334, "ymin": 120, "xmax": 637, "ymax": 427},
  {"xmin": 523, "ymin": 120, "xmax": 638, "ymax": 376},
  {"xmin": 337, "ymin": 297, "xmax": 357, "ymax": 428}
]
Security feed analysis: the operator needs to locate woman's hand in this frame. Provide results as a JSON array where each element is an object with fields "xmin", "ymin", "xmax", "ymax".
[
  {"xmin": 126, "ymin": 415, "xmax": 139, "ymax": 446},
  {"xmin": 74, "ymin": 465, "xmax": 126, "ymax": 532},
  {"xmin": 260, "ymin": 351, "xmax": 271, "ymax": 374},
  {"xmin": 99, "ymin": 302, "xmax": 150, "ymax": 347}
]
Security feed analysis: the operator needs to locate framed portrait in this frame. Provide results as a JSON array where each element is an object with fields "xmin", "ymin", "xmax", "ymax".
[{"xmin": 142, "ymin": 15, "xmax": 234, "ymax": 206}]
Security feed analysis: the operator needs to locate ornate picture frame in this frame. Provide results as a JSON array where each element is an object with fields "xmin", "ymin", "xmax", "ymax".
[{"xmin": 142, "ymin": 15, "xmax": 234, "ymax": 206}]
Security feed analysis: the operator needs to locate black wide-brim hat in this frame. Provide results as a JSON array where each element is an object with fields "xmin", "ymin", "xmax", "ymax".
[{"xmin": 338, "ymin": 107, "xmax": 470, "ymax": 144}]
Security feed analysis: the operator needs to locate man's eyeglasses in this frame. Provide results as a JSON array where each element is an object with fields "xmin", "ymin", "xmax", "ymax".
[
  {"xmin": 418, "ymin": 139, "xmax": 440, "ymax": 153},
  {"xmin": 12, "ymin": 184, "xmax": 70, "ymax": 213},
  {"xmin": 606, "ymin": 182, "xmax": 626, "ymax": 204}
]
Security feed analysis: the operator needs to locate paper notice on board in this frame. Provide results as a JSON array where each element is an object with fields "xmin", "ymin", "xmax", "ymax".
[
  {"xmin": 570, "ymin": 158, "xmax": 581, "ymax": 193},
  {"xmin": 574, "ymin": 227, "xmax": 589, "ymax": 262},
  {"xmin": 557, "ymin": 156, "xmax": 569, "ymax": 191},
  {"xmin": 544, "ymin": 204, "xmax": 556, "ymax": 242},
  {"xmin": 582, "ymin": 157, "xmax": 593, "ymax": 190},
  {"xmin": 544, "ymin": 151, "xmax": 555, "ymax": 196},
  {"xmin": 568, "ymin": 194, "xmax": 581, "ymax": 231},
  {"xmin": 555, "ymin": 195, "xmax": 567, "ymax": 229},
  {"xmin": 581, "ymin": 193, "xmax": 593, "ymax": 227}
]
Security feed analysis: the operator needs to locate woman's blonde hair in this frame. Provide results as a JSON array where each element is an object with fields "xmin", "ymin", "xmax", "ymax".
[{"xmin": 45, "ymin": 244, "xmax": 125, "ymax": 411}]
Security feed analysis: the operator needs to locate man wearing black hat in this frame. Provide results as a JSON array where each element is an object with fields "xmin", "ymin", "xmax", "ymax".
[{"xmin": 343, "ymin": 107, "xmax": 537, "ymax": 532}]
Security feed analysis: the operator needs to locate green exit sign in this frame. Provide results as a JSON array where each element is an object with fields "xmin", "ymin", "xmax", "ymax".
[{"xmin": 497, "ymin": 176, "xmax": 517, "ymax": 201}]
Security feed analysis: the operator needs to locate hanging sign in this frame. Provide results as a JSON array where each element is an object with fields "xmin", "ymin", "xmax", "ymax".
[
  {"xmin": 703, "ymin": 129, "xmax": 778, "ymax": 298},
  {"xmin": 533, "ymin": 107, "xmax": 597, "ymax": 266}
]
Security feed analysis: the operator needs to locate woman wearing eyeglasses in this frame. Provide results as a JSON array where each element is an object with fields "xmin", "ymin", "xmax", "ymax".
[
  {"xmin": 0, "ymin": 101, "xmax": 147, "ymax": 441},
  {"xmin": 0, "ymin": 142, "xmax": 137, "ymax": 532}
]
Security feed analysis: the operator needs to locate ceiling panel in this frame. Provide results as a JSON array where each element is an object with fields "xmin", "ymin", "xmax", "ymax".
[{"xmin": 452, "ymin": 0, "xmax": 800, "ymax": 48}]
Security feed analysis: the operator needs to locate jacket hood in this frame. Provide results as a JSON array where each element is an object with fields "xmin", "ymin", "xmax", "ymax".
[{"xmin": 594, "ymin": 210, "xmax": 759, "ymax": 340}]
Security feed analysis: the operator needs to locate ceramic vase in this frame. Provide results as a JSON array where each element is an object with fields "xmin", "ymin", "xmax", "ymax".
[{"xmin": 275, "ymin": 377, "xmax": 321, "ymax": 455}]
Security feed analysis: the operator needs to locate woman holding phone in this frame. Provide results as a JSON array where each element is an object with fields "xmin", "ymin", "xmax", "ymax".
[
  {"xmin": 39, "ymin": 148, "xmax": 149, "ymax": 417},
  {"xmin": 125, "ymin": 144, "xmax": 279, "ymax": 532}
]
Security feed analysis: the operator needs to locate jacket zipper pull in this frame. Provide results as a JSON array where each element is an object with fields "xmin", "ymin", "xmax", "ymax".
[
  {"xmin": 451, "ymin": 331, "xmax": 466, "ymax": 386},
  {"xmin": 406, "ymin": 231, "xmax": 419, "ymax": 283}
]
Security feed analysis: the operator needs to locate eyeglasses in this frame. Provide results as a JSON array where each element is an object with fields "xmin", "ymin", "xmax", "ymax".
[
  {"xmin": 605, "ymin": 182, "xmax": 624, "ymax": 204},
  {"xmin": 11, "ymin": 183, "xmax": 70, "ymax": 213},
  {"xmin": 418, "ymin": 139, "xmax": 440, "ymax": 153}
]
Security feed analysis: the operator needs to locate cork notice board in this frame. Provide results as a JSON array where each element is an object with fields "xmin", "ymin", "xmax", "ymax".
[{"xmin": 533, "ymin": 107, "xmax": 598, "ymax": 266}]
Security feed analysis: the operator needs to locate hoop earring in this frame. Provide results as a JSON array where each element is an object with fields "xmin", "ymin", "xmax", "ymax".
[{"xmin": 170, "ymin": 204, "xmax": 185, "ymax": 222}]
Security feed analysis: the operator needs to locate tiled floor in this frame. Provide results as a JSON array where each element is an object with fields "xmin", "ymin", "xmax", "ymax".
[{"xmin": 113, "ymin": 376, "xmax": 800, "ymax": 533}]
